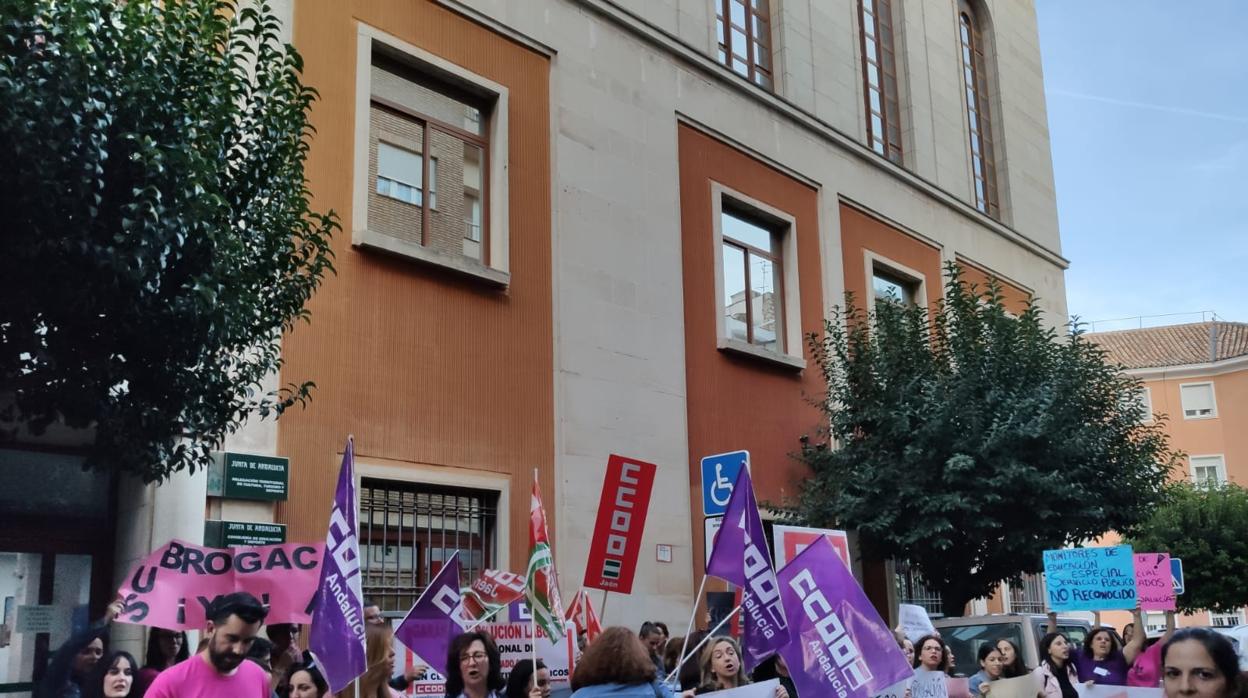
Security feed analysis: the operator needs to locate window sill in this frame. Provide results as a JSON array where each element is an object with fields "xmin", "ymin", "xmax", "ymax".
[
  {"xmin": 1182, "ymin": 414, "xmax": 1217, "ymax": 421},
  {"xmin": 354, "ymin": 229, "xmax": 509, "ymax": 288},
  {"xmin": 717, "ymin": 337, "xmax": 806, "ymax": 371}
]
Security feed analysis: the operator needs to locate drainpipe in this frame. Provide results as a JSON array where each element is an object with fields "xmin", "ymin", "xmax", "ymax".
[{"xmin": 1209, "ymin": 323, "xmax": 1218, "ymax": 363}]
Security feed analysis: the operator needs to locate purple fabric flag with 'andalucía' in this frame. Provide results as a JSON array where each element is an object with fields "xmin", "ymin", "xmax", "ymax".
[
  {"xmin": 704, "ymin": 466, "xmax": 790, "ymax": 672},
  {"xmin": 308, "ymin": 437, "xmax": 368, "ymax": 693},
  {"xmin": 777, "ymin": 535, "xmax": 914, "ymax": 698},
  {"xmin": 395, "ymin": 551, "xmax": 464, "ymax": 677}
]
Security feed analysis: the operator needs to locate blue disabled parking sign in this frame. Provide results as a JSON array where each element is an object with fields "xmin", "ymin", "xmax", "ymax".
[{"xmin": 701, "ymin": 450, "xmax": 748, "ymax": 516}]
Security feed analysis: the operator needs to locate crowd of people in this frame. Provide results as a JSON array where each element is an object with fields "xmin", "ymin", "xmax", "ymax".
[{"xmin": 32, "ymin": 595, "xmax": 1248, "ymax": 698}]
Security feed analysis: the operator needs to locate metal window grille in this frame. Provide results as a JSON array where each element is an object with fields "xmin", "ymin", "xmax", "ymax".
[
  {"xmin": 359, "ymin": 478, "xmax": 498, "ymax": 614},
  {"xmin": 895, "ymin": 561, "xmax": 943, "ymax": 617},
  {"xmin": 1008, "ymin": 574, "xmax": 1047, "ymax": 614},
  {"xmin": 1210, "ymin": 611, "xmax": 1243, "ymax": 628}
]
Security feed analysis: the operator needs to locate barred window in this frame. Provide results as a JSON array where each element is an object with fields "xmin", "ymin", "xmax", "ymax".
[
  {"xmin": 895, "ymin": 560, "xmax": 943, "ymax": 617},
  {"xmin": 359, "ymin": 478, "xmax": 498, "ymax": 614},
  {"xmin": 958, "ymin": 1, "xmax": 1000, "ymax": 219},
  {"xmin": 859, "ymin": 0, "xmax": 903, "ymax": 163}
]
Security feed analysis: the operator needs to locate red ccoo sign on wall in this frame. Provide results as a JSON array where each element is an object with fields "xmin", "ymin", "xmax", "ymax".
[{"xmin": 582, "ymin": 454, "xmax": 657, "ymax": 594}]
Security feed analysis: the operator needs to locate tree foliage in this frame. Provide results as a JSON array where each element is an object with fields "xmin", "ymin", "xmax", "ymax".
[
  {"xmin": 790, "ymin": 264, "xmax": 1180, "ymax": 615},
  {"xmin": 1125, "ymin": 482, "xmax": 1248, "ymax": 614},
  {"xmin": 0, "ymin": 0, "xmax": 336, "ymax": 481}
]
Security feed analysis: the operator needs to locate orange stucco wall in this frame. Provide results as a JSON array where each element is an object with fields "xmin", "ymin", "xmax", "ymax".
[{"xmin": 276, "ymin": 0, "xmax": 553, "ymax": 570}]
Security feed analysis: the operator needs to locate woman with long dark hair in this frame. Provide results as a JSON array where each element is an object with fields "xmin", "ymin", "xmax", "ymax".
[
  {"xmin": 81, "ymin": 650, "xmax": 139, "ymax": 698},
  {"xmin": 284, "ymin": 662, "xmax": 329, "ymax": 698},
  {"xmin": 444, "ymin": 631, "xmax": 506, "ymax": 698},
  {"xmin": 135, "ymin": 627, "xmax": 189, "ymax": 695},
  {"xmin": 969, "ymin": 643, "xmax": 1004, "ymax": 695},
  {"xmin": 1047, "ymin": 610, "xmax": 1145, "ymax": 685},
  {"xmin": 505, "ymin": 659, "xmax": 550, "ymax": 698},
  {"xmin": 1161, "ymin": 627, "xmax": 1246, "ymax": 698},
  {"xmin": 1033, "ymin": 632, "xmax": 1081, "ymax": 698},
  {"xmin": 914, "ymin": 635, "xmax": 950, "ymax": 672},
  {"xmin": 995, "ymin": 639, "xmax": 1029, "ymax": 679}
]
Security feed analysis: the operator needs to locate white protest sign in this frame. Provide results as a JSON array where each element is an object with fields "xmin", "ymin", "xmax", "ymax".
[
  {"xmin": 898, "ymin": 603, "xmax": 936, "ymax": 642},
  {"xmin": 988, "ymin": 675, "xmax": 1042, "ymax": 698},
  {"xmin": 1078, "ymin": 684, "xmax": 1163, "ymax": 698},
  {"xmin": 1077, "ymin": 685, "xmax": 1164, "ymax": 698},
  {"xmin": 874, "ymin": 677, "xmax": 915, "ymax": 698},
  {"xmin": 698, "ymin": 679, "xmax": 781, "ymax": 698},
  {"xmin": 912, "ymin": 670, "xmax": 950, "ymax": 698}
]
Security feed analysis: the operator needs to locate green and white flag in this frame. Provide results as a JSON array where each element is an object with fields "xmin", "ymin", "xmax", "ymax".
[{"xmin": 525, "ymin": 480, "xmax": 565, "ymax": 643}]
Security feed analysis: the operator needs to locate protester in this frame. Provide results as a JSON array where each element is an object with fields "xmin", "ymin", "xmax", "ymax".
[
  {"xmin": 358, "ymin": 602, "xmax": 426, "ymax": 691},
  {"xmin": 577, "ymin": 630, "xmax": 589, "ymax": 653},
  {"xmin": 1124, "ymin": 623, "xmax": 1136, "ymax": 646},
  {"xmin": 444, "ymin": 630, "xmax": 506, "ymax": 698},
  {"xmin": 38, "ymin": 598, "xmax": 124, "ymax": 698},
  {"xmin": 336, "ymin": 624, "xmax": 401, "ymax": 698},
  {"xmin": 996, "ymin": 639, "xmax": 1029, "ymax": 678},
  {"xmin": 144, "ymin": 591, "xmax": 271, "ymax": 698},
  {"xmin": 899, "ymin": 637, "xmax": 915, "ymax": 667},
  {"xmin": 751, "ymin": 654, "xmax": 798, "ymax": 698},
  {"xmin": 694, "ymin": 637, "xmax": 787, "ymax": 697},
  {"xmin": 1161, "ymin": 628, "xmax": 1245, "ymax": 698},
  {"xmin": 135, "ymin": 628, "xmax": 190, "ymax": 695},
  {"xmin": 363, "ymin": 601, "xmax": 385, "ymax": 627},
  {"xmin": 505, "ymin": 659, "xmax": 550, "ymax": 698},
  {"xmin": 246, "ymin": 637, "xmax": 275, "ymax": 675},
  {"xmin": 283, "ymin": 663, "xmax": 329, "ymax": 698},
  {"xmin": 676, "ymin": 632, "xmax": 708, "ymax": 692},
  {"xmin": 267, "ymin": 625, "xmax": 304, "ymax": 691},
  {"xmin": 947, "ymin": 647, "xmax": 962, "ymax": 677},
  {"xmin": 1033, "ymin": 632, "xmax": 1081, "ymax": 698},
  {"xmin": 568, "ymin": 626, "xmax": 673, "ymax": 697},
  {"xmin": 914, "ymin": 635, "xmax": 950, "ymax": 672},
  {"xmin": 969, "ymin": 644, "xmax": 1004, "ymax": 695},
  {"xmin": 81, "ymin": 651, "xmax": 138, "ymax": 698},
  {"xmin": 1128, "ymin": 610, "xmax": 1177, "ymax": 688},
  {"xmin": 1048, "ymin": 610, "xmax": 1145, "ymax": 685},
  {"xmin": 654, "ymin": 623, "xmax": 670, "ymax": 649},
  {"xmin": 664, "ymin": 638, "xmax": 684, "ymax": 676},
  {"xmin": 640, "ymin": 623, "xmax": 667, "ymax": 680}
]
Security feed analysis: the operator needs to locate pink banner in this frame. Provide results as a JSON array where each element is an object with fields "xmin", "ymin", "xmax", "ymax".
[
  {"xmin": 1133, "ymin": 552, "xmax": 1175, "ymax": 611},
  {"xmin": 116, "ymin": 539, "xmax": 325, "ymax": 629}
]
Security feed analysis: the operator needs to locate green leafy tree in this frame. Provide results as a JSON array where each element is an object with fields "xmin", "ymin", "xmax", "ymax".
[
  {"xmin": 0, "ymin": 0, "xmax": 336, "ymax": 481},
  {"xmin": 1126, "ymin": 482, "xmax": 1248, "ymax": 614},
  {"xmin": 791, "ymin": 264, "xmax": 1180, "ymax": 615}
]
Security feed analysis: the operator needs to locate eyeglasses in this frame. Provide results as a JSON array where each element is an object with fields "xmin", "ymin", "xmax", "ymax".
[{"xmin": 460, "ymin": 652, "xmax": 488, "ymax": 664}]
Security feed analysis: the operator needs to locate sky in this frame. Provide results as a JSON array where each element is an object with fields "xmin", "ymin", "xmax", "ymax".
[{"xmin": 1035, "ymin": 1, "xmax": 1248, "ymax": 332}]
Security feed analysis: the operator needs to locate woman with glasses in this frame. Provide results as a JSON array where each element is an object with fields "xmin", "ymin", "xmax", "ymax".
[
  {"xmin": 444, "ymin": 631, "xmax": 506, "ymax": 698},
  {"xmin": 505, "ymin": 659, "xmax": 551, "ymax": 698}
]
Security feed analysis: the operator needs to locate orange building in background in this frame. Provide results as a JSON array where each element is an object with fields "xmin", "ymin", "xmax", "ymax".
[{"xmin": 1088, "ymin": 321, "xmax": 1248, "ymax": 630}]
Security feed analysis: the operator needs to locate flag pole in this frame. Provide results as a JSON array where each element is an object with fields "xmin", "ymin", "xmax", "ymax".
[
  {"xmin": 665, "ymin": 603, "xmax": 742, "ymax": 685},
  {"xmin": 532, "ymin": 468, "xmax": 540, "ymax": 677},
  {"xmin": 674, "ymin": 572, "xmax": 709, "ymax": 685},
  {"xmin": 600, "ymin": 589, "xmax": 609, "ymax": 623}
]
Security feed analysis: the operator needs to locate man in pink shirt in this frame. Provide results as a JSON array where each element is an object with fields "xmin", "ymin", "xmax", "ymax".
[{"xmin": 145, "ymin": 592, "xmax": 272, "ymax": 698}]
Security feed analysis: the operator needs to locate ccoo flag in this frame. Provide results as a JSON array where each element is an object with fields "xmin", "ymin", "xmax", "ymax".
[
  {"xmin": 308, "ymin": 437, "xmax": 368, "ymax": 693},
  {"xmin": 705, "ymin": 466, "xmax": 791, "ymax": 672},
  {"xmin": 525, "ymin": 480, "xmax": 566, "ymax": 643},
  {"xmin": 395, "ymin": 551, "xmax": 464, "ymax": 677}
]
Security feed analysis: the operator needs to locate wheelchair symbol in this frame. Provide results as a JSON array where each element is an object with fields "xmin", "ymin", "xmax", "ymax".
[{"xmin": 709, "ymin": 464, "xmax": 734, "ymax": 507}]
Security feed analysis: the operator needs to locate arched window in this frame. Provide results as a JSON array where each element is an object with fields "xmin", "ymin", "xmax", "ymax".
[
  {"xmin": 859, "ymin": 0, "xmax": 902, "ymax": 164},
  {"xmin": 958, "ymin": 0, "xmax": 999, "ymax": 218}
]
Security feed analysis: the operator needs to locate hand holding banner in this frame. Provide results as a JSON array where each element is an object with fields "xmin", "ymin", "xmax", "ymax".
[
  {"xmin": 1043, "ymin": 546, "xmax": 1137, "ymax": 612},
  {"xmin": 898, "ymin": 604, "xmax": 936, "ymax": 643},
  {"xmin": 777, "ymin": 536, "xmax": 914, "ymax": 698},
  {"xmin": 911, "ymin": 670, "xmax": 949, "ymax": 698},
  {"xmin": 983, "ymin": 674, "xmax": 1041, "ymax": 698},
  {"xmin": 1133, "ymin": 553, "xmax": 1175, "ymax": 611}
]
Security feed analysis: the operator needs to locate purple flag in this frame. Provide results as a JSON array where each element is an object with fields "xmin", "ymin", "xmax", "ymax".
[
  {"xmin": 395, "ymin": 552, "xmax": 464, "ymax": 677},
  {"xmin": 308, "ymin": 438, "xmax": 368, "ymax": 692},
  {"xmin": 705, "ymin": 467, "xmax": 790, "ymax": 672},
  {"xmin": 777, "ymin": 536, "xmax": 913, "ymax": 698}
]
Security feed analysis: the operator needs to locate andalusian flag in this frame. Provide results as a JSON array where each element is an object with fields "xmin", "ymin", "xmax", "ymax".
[{"xmin": 525, "ymin": 480, "xmax": 565, "ymax": 643}]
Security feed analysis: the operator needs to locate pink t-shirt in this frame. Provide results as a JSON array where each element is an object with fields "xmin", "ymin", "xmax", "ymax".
[
  {"xmin": 144, "ymin": 655, "xmax": 271, "ymax": 698},
  {"xmin": 1127, "ymin": 642, "xmax": 1164, "ymax": 688}
]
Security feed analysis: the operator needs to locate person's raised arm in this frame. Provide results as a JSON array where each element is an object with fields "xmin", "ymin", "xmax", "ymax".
[{"xmin": 1123, "ymin": 607, "xmax": 1146, "ymax": 664}]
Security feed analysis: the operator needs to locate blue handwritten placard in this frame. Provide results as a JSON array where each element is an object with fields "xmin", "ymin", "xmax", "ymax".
[{"xmin": 1042, "ymin": 545, "xmax": 1137, "ymax": 611}]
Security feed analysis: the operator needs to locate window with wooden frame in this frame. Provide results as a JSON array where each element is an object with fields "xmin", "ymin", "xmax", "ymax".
[
  {"xmin": 715, "ymin": 0, "xmax": 774, "ymax": 90},
  {"xmin": 859, "ymin": 0, "xmax": 903, "ymax": 164},
  {"xmin": 957, "ymin": 0, "xmax": 1000, "ymax": 219},
  {"xmin": 720, "ymin": 206, "xmax": 785, "ymax": 354},
  {"xmin": 368, "ymin": 54, "xmax": 491, "ymax": 265}
]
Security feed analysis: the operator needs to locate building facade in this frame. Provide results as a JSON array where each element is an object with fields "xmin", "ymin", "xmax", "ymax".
[
  {"xmin": 1, "ymin": 0, "xmax": 1068, "ymax": 689},
  {"xmin": 1089, "ymin": 321, "xmax": 1248, "ymax": 631}
]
